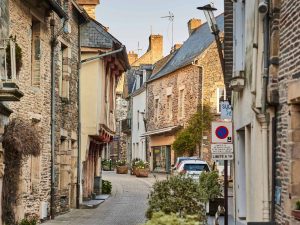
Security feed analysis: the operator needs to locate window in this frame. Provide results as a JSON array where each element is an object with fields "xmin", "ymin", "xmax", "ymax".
[
  {"xmin": 59, "ymin": 44, "xmax": 70, "ymax": 100},
  {"xmin": 217, "ymin": 87, "xmax": 226, "ymax": 113},
  {"xmin": 178, "ymin": 89, "xmax": 185, "ymax": 118},
  {"xmin": 167, "ymin": 95, "xmax": 172, "ymax": 120},
  {"xmin": 31, "ymin": 19, "xmax": 41, "ymax": 87},
  {"xmin": 155, "ymin": 98, "xmax": 159, "ymax": 121}
]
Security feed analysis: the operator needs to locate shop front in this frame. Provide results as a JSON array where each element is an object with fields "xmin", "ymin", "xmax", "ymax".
[{"xmin": 152, "ymin": 145, "xmax": 171, "ymax": 173}]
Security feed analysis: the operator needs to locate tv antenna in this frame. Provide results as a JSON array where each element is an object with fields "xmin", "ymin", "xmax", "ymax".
[
  {"xmin": 161, "ymin": 11, "xmax": 174, "ymax": 50},
  {"xmin": 136, "ymin": 42, "xmax": 142, "ymax": 56}
]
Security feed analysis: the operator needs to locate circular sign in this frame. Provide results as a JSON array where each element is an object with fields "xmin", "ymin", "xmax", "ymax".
[{"xmin": 215, "ymin": 126, "xmax": 229, "ymax": 139}]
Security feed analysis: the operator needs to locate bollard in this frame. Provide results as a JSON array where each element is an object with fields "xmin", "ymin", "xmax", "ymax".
[{"xmin": 109, "ymin": 159, "xmax": 112, "ymax": 171}]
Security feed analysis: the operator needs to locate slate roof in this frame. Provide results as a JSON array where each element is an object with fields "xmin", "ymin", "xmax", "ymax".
[
  {"xmin": 149, "ymin": 14, "xmax": 224, "ymax": 81},
  {"xmin": 80, "ymin": 19, "xmax": 122, "ymax": 49},
  {"xmin": 126, "ymin": 69, "xmax": 136, "ymax": 95}
]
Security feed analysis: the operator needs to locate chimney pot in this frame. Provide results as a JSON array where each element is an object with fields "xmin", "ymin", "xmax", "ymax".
[{"xmin": 188, "ymin": 18, "xmax": 202, "ymax": 36}]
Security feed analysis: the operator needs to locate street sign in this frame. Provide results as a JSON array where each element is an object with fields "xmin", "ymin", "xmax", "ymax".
[
  {"xmin": 220, "ymin": 100, "xmax": 232, "ymax": 120},
  {"xmin": 212, "ymin": 122, "xmax": 233, "ymax": 144},
  {"xmin": 211, "ymin": 144, "xmax": 233, "ymax": 154},
  {"xmin": 212, "ymin": 153, "xmax": 234, "ymax": 161}
]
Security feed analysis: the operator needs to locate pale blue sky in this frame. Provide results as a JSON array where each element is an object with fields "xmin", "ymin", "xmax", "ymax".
[{"xmin": 96, "ymin": 0, "xmax": 224, "ymax": 56}]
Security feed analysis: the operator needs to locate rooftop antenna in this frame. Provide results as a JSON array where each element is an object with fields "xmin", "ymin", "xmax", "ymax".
[
  {"xmin": 161, "ymin": 11, "xmax": 174, "ymax": 51},
  {"xmin": 136, "ymin": 41, "xmax": 142, "ymax": 56}
]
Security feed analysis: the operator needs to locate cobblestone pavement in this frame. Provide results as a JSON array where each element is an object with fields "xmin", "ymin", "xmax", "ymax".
[{"xmin": 43, "ymin": 171, "xmax": 167, "ymax": 225}]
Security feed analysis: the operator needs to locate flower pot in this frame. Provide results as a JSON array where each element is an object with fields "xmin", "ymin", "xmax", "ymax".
[
  {"xmin": 116, "ymin": 166, "xmax": 128, "ymax": 174},
  {"xmin": 136, "ymin": 168, "xmax": 149, "ymax": 177},
  {"xmin": 131, "ymin": 167, "xmax": 137, "ymax": 175},
  {"xmin": 292, "ymin": 210, "xmax": 300, "ymax": 220}
]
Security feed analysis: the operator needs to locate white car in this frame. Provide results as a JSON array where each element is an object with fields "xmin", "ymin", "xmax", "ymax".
[{"xmin": 176, "ymin": 159, "xmax": 210, "ymax": 180}]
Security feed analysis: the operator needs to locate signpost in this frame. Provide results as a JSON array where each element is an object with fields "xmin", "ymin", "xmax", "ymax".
[{"xmin": 211, "ymin": 121, "xmax": 233, "ymax": 225}]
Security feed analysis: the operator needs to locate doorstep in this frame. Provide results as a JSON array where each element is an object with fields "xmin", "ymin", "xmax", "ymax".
[
  {"xmin": 95, "ymin": 194, "xmax": 110, "ymax": 200},
  {"xmin": 80, "ymin": 199, "xmax": 105, "ymax": 209}
]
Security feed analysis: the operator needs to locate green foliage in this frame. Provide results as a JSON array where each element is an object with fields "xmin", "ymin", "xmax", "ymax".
[
  {"xmin": 131, "ymin": 158, "xmax": 141, "ymax": 168},
  {"xmin": 199, "ymin": 171, "xmax": 223, "ymax": 203},
  {"xmin": 102, "ymin": 179, "xmax": 112, "ymax": 194},
  {"xmin": 102, "ymin": 159, "xmax": 115, "ymax": 171},
  {"xmin": 116, "ymin": 159, "xmax": 127, "ymax": 166},
  {"xmin": 18, "ymin": 218, "xmax": 37, "ymax": 225},
  {"xmin": 143, "ymin": 212, "xmax": 201, "ymax": 225},
  {"xmin": 172, "ymin": 129, "xmax": 196, "ymax": 156},
  {"xmin": 6, "ymin": 36, "xmax": 23, "ymax": 76},
  {"xmin": 173, "ymin": 105, "xmax": 213, "ymax": 156},
  {"xmin": 146, "ymin": 175, "xmax": 206, "ymax": 221},
  {"xmin": 134, "ymin": 160, "xmax": 149, "ymax": 169},
  {"xmin": 296, "ymin": 201, "xmax": 300, "ymax": 210}
]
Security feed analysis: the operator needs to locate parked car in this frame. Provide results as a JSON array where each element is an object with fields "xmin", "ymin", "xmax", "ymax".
[{"xmin": 175, "ymin": 159, "xmax": 210, "ymax": 180}]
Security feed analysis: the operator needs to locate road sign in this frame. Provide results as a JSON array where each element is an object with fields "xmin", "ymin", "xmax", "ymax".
[
  {"xmin": 212, "ymin": 153, "xmax": 234, "ymax": 161},
  {"xmin": 212, "ymin": 122, "xmax": 233, "ymax": 144},
  {"xmin": 220, "ymin": 100, "xmax": 232, "ymax": 120},
  {"xmin": 211, "ymin": 144, "xmax": 233, "ymax": 154}
]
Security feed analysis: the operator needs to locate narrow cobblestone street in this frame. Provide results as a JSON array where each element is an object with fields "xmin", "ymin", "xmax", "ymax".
[{"xmin": 43, "ymin": 171, "xmax": 166, "ymax": 225}]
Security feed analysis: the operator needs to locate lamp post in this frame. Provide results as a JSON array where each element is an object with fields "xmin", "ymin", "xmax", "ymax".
[
  {"xmin": 197, "ymin": 4, "xmax": 225, "ymax": 76},
  {"xmin": 197, "ymin": 4, "xmax": 228, "ymax": 225}
]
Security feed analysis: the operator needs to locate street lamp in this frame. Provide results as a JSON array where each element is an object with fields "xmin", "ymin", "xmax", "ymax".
[
  {"xmin": 197, "ymin": 4, "xmax": 225, "ymax": 76},
  {"xmin": 197, "ymin": 4, "xmax": 228, "ymax": 225}
]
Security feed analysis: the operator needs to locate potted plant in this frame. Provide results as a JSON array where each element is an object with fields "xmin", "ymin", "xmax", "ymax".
[
  {"xmin": 116, "ymin": 159, "xmax": 128, "ymax": 174},
  {"xmin": 292, "ymin": 200, "xmax": 300, "ymax": 220},
  {"xmin": 131, "ymin": 158, "xmax": 141, "ymax": 175},
  {"xmin": 135, "ymin": 160, "xmax": 150, "ymax": 177}
]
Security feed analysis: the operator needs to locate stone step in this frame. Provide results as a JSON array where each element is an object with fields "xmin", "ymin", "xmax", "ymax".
[
  {"xmin": 95, "ymin": 194, "xmax": 110, "ymax": 200},
  {"xmin": 80, "ymin": 199, "xmax": 105, "ymax": 209}
]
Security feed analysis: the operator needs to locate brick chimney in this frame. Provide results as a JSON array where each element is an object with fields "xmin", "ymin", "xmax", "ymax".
[
  {"xmin": 148, "ymin": 34, "xmax": 163, "ymax": 61},
  {"xmin": 77, "ymin": 0, "xmax": 100, "ymax": 19},
  {"xmin": 170, "ymin": 43, "xmax": 182, "ymax": 53},
  {"xmin": 128, "ymin": 51, "xmax": 138, "ymax": 65},
  {"xmin": 188, "ymin": 18, "xmax": 202, "ymax": 36}
]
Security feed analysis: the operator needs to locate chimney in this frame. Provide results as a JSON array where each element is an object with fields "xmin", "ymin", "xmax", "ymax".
[
  {"xmin": 148, "ymin": 34, "xmax": 163, "ymax": 62},
  {"xmin": 77, "ymin": 0, "xmax": 100, "ymax": 19},
  {"xmin": 188, "ymin": 18, "xmax": 202, "ymax": 36},
  {"xmin": 128, "ymin": 51, "xmax": 138, "ymax": 65}
]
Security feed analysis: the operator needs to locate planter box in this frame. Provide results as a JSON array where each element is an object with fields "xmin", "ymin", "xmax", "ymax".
[
  {"xmin": 136, "ymin": 168, "xmax": 149, "ymax": 177},
  {"xmin": 116, "ymin": 166, "xmax": 128, "ymax": 174},
  {"xmin": 292, "ymin": 210, "xmax": 300, "ymax": 220}
]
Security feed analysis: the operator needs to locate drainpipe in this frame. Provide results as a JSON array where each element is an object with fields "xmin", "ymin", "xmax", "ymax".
[
  {"xmin": 76, "ymin": 22, "xmax": 82, "ymax": 209},
  {"xmin": 259, "ymin": 0, "xmax": 270, "ymax": 221},
  {"xmin": 50, "ymin": 17, "xmax": 56, "ymax": 219}
]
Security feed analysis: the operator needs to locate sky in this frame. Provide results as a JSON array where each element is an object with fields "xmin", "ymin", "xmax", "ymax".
[{"xmin": 96, "ymin": 0, "xmax": 224, "ymax": 56}]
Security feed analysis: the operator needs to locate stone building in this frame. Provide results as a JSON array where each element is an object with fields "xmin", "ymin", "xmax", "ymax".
[
  {"xmin": 146, "ymin": 15, "xmax": 224, "ymax": 173},
  {"xmin": 273, "ymin": 0, "xmax": 300, "ymax": 224},
  {"xmin": 7, "ymin": 0, "xmax": 87, "ymax": 221},
  {"xmin": 0, "ymin": 0, "xmax": 23, "ymax": 223},
  {"xmin": 79, "ymin": 0, "xmax": 130, "ymax": 201}
]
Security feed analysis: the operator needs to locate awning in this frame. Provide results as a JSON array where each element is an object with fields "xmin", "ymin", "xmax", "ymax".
[{"xmin": 143, "ymin": 125, "xmax": 182, "ymax": 136}]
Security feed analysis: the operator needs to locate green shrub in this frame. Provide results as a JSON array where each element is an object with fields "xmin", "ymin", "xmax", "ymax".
[
  {"xmin": 18, "ymin": 218, "xmax": 37, "ymax": 225},
  {"xmin": 146, "ymin": 175, "xmax": 206, "ymax": 221},
  {"xmin": 143, "ymin": 212, "xmax": 201, "ymax": 225},
  {"xmin": 116, "ymin": 159, "xmax": 127, "ymax": 166},
  {"xmin": 199, "ymin": 171, "xmax": 223, "ymax": 203},
  {"xmin": 102, "ymin": 179, "xmax": 112, "ymax": 194}
]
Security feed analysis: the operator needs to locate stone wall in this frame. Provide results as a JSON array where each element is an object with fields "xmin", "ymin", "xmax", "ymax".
[
  {"xmin": 53, "ymin": 2, "xmax": 80, "ymax": 214},
  {"xmin": 275, "ymin": 0, "xmax": 300, "ymax": 224},
  {"xmin": 8, "ymin": 0, "xmax": 53, "ymax": 219}
]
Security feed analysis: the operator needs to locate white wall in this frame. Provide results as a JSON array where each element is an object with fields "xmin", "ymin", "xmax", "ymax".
[
  {"xmin": 232, "ymin": 0, "xmax": 271, "ymax": 222},
  {"xmin": 132, "ymin": 90, "xmax": 147, "ymax": 161}
]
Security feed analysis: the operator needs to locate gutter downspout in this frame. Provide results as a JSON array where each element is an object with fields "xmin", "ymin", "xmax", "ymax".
[
  {"xmin": 259, "ymin": 0, "xmax": 270, "ymax": 221},
  {"xmin": 50, "ymin": 17, "xmax": 56, "ymax": 219},
  {"xmin": 76, "ymin": 22, "xmax": 82, "ymax": 209}
]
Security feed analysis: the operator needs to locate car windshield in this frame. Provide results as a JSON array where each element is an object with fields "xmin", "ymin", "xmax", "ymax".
[{"xmin": 183, "ymin": 164, "xmax": 209, "ymax": 172}]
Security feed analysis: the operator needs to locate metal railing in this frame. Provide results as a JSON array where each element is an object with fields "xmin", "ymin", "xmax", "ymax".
[{"xmin": 0, "ymin": 39, "xmax": 17, "ymax": 82}]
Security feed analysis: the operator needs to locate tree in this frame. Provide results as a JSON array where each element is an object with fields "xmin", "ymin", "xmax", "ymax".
[
  {"xmin": 146, "ymin": 175, "xmax": 206, "ymax": 221},
  {"xmin": 198, "ymin": 171, "xmax": 223, "ymax": 203},
  {"xmin": 173, "ymin": 105, "xmax": 213, "ymax": 156}
]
